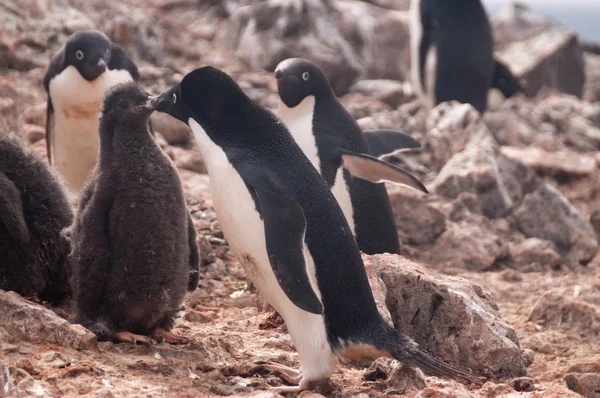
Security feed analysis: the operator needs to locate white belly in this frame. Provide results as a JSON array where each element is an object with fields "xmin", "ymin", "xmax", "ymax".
[
  {"xmin": 188, "ymin": 118, "xmax": 336, "ymax": 381},
  {"xmin": 278, "ymin": 97, "xmax": 356, "ymax": 235},
  {"xmin": 49, "ymin": 66, "xmax": 133, "ymax": 193}
]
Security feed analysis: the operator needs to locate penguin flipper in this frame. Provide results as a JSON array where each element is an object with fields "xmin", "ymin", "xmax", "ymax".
[
  {"xmin": 0, "ymin": 171, "xmax": 29, "ymax": 243},
  {"xmin": 109, "ymin": 44, "xmax": 140, "ymax": 81},
  {"xmin": 492, "ymin": 59, "xmax": 521, "ymax": 98},
  {"xmin": 187, "ymin": 211, "xmax": 200, "ymax": 291},
  {"xmin": 363, "ymin": 129, "xmax": 421, "ymax": 157},
  {"xmin": 252, "ymin": 185, "xmax": 324, "ymax": 315},
  {"xmin": 340, "ymin": 150, "xmax": 428, "ymax": 194},
  {"xmin": 46, "ymin": 97, "xmax": 54, "ymax": 164}
]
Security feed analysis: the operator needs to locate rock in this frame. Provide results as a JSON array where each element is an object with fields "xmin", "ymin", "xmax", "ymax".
[
  {"xmin": 216, "ymin": 0, "xmax": 361, "ymax": 94},
  {"xmin": 0, "ymin": 290, "xmax": 97, "ymax": 350},
  {"xmin": 21, "ymin": 123, "xmax": 45, "ymax": 144},
  {"xmin": 370, "ymin": 254, "xmax": 527, "ymax": 376},
  {"xmin": 173, "ymin": 146, "xmax": 207, "ymax": 174},
  {"xmin": 363, "ymin": 358, "xmax": 427, "ymax": 392},
  {"xmin": 564, "ymin": 373, "xmax": 600, "ymax": 398},
  {"xmin": 179, "ymin": 169, "xmax": 212, "ymax": 201},
  {"xmin": 349, "ymin": 79, "xmax": 411, "ymax": 108},
  {"xmin": 0, "ymin": 362, "xmax": 13, "ymax": 395},
  {"xmin": 512, "ymin": 183, "xmax": 598, "ymax": 264},
  {"xmin": 510, "ymin": 376, "xmax": 536, "ymax": 392},
  {"xmin": 150, "ymin": 111, "xmax": 191, "ymax": 145},
  {"xmin": 492, "ymin": 3, "xmax": 585, "ymax": 98},
  {"xmin": 432, "ymin": 127, "xmax": 538, "ymax": 218},
  {"xmin": 529, "ymin": 292, "xmax": 600, "ymax": 335},
  {"xmin": 339, "ymin": 93, "xmax": 391, "ymax": 120},
  {"xmin": 500, "ymin": 146, "xmax": 597, "ymax": 177},
  {"xmin": 421, "ymin": 103, "xmax": 481, "ymax": 170},
  {"xmin": 363, "ymin": 255, "xmax": 393, "ymax": 326},
  {"xmin": 566, "ymin": 358, "xmax": 600, "ymax": 374},
  {"xmin": 521, "ymin": 349, "xmax": 535, "ymax": 368},
  {"xmin": 22, "ymin": 103, "xmax": 47, "ymax": 127},
  {"xmin": 216, "ymin": 0, "xmax": 411, "ymax": 94},
  {"xmin": 509, "ymin": 238, "xmax": 563, "ymax": 270},
  {"xmin": 430, "ymin": 219, "xmax": 508, "ymax": 272},
  {"xmin": 585, "ymin": 53, "xmax": 600, "ymax": 103},
  {"xmin": 417, "ymin": 386, "xmax": 476, "ymax": 398},
  {"xmin": 335, "ymin": 1, "xmax": 411, "ymax": 82},
  {"xmin": 388, "ymin": 189, "xmax": 446, "ymax": 246}
]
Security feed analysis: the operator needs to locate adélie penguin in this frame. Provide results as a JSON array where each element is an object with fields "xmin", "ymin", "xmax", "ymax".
[
  {"xmin": 410, "ymin": 0, "xmax": 494, "ymax": 113},
  {"xmin": 275, "ymin": 58, "xmax": 427, "ymax": 255},
  {"xmin": 70, "ymin": 83, "xmax": 200, "ymax": 344},
  {"xmin": 44, "ymin": 30, "xmax": 140, "ymax": 194},
  {"xmin": 0, "ymin": 134, "xmax": 72, "ymax": 302},
  {"xmin": 155, "ymin": 66, "xmax": 477, "ymax": 390}
]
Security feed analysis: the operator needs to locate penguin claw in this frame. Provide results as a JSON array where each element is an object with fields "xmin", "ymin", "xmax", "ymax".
[
  {"xmin": 150, "ymin": 328, "xmax": 188, "ymax": 344},
  {"xmin": 258, "ymin": 361, "xmax": 303, "ymax": 385},
  {"xmin": 113, "ymin": 331, "xmax": 156, "ymax": 345}
]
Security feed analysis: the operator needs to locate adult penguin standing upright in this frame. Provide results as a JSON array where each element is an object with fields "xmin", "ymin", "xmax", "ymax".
[
  {"xmin": 410, "ymin": 0, "xmax": 494, "ymax": 113},
  {"xmin": 155, "ymin": 66, "xmax": 476, "ymax": 391},
  {"xmin": 274, "ymin": 58, "xmax": 427, "ymax": 255},
  {"xmin": 44, "ymin": 30, "xmax": 139, "ymax": 194}
]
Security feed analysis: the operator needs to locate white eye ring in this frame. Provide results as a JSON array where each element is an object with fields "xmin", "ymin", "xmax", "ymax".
[
  {"xmin": 172, "ymin": 93, "xmax": 177, "ymax": 103},
  {"xmin": 302, "ymin": 71, "xmax": 310, "ymax": 81},
  {"xmin": 75, "ymin": 50, "xmax": 84, "ymax": 60}
]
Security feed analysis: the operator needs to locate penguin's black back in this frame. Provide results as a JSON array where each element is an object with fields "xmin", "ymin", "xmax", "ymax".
[
  {"xmin": 422, "ymin": 0, "xmax": 494, "ymax": 112},
  {"xmin": 312, "ymin": 96, "xmax": 400, "ymax": 255},
  {"xmin": 192, "ymin": 87, "xmax": 386, "ymax": 344},
  {"xmin": 0, "ymin": 134, "xmax": 72, "ymax": 301},
  {"xmin": 71, "ymin": 105, "xmax": 190, "ymax": 336}
]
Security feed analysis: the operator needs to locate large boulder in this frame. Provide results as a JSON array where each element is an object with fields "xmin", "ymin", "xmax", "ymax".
[
  {"xmin": 431, "ymin": 127, "xmax": 538, "ymax": 219},
  {"xmin": 0, "ymin": 290, "xmax": 97, "ymax": 350},
  {"xmin": 529, "ymin": 292, "xmax": 600, "ymax": 335},
  {"xmin": 511, "ymin": 183, "xmax": 598, "ymax": 265},
  {"xmin": 215, "ymin": 0, "xmax": 411, "ymax": 94},
  {"xmin": 369, "ymin": 254, "xmax": 528, "ymax": 377},
  {"xmin": 492, "ymin": 3, "xmax": 585, "ymax": 98}
]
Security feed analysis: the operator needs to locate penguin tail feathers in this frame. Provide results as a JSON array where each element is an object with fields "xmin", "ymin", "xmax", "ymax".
[{"xmin": 381, "ymin": 327, "xmax": 483, "ymax": 383}]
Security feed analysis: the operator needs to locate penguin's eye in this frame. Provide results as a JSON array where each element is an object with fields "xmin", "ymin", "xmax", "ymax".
[
  {"xmin": 75, "ymin": 50, "xmax": 84, "ymax": 60},
  {"xmin": 302, "ymin": 72, "xmax": 310, "ymax": 81},
  {"xmin": 117, "ymin": 100, "xmax": 129, "ymax": 110},
  {"xmin": 172, "ymin": 93, "xmax": 177, "ymax": 104}
]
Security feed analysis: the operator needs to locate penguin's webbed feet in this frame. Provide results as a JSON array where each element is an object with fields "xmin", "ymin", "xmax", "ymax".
[
  {"xmin": 150, "ymin": 327, "xmax": 188, "ymax": 344},
  {"xmin": 113, "ymin": 331, "xmax": 156, "ymax": 345},
  {"xmin": 256, "ymin": 361, "xmax": 302, "ymax": 385}
]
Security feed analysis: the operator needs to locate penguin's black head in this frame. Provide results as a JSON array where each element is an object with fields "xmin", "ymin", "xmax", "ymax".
[
  {"xmin": 492, "ymin": 60, "xmax": 522, "ymax": 99},
  {"xmin": 274, "ymin": 58, "xmax": 333, "ymax": 108},
  {"xmin": 156, "ymin": 66, "xmax": 248, "ymax": 131},
  {"xmin": 65, "ymin": 30, "xmax": 112, "ymax": 81},
  {"xmin": 100, "ymin": 82, "xmax": 156, "ymax": 128}
]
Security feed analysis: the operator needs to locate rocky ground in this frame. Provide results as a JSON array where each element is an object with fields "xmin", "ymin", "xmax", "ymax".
[{"xmin": 2, "ymin": 0, "xmax": 600, "ymax": 397}]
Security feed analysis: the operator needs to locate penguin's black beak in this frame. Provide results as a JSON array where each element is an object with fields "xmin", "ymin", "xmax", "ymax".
[{"xmin": 154, "ymin": 87, "xmax": 189, "ymax": 125}]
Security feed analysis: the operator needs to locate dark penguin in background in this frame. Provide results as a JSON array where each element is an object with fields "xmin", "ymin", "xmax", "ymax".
[
  {"xmin": 274, "ymin": 58, "xmax": 428, "ymax": 255},
  {"xmin": 492, "ymin": 58, "xmax": 522, "ymax": 99},
  {"xmin": 44, "ymin": 30, "xmax": 139, "ymax": 194},
  {"xmin": 410, "ymin": 0, "xmax": 494, "ymax": 113},
  {"xmin": 0, "ymin": 134, "xmax": 72, "ymax": 302},
  {"xmin": 70, "ymin": 83, "xmax": 200, "ymax": 344},
  {"xmin": 155, "ymin": 67, "xmax": 475, "ymax": 390}
]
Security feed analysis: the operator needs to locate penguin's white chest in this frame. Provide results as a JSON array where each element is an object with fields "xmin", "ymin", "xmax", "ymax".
[
  {"xmin": 48, "ymin": 66, "xmax": 133, "ymax": 192},
  {"xmin": 277, "ymin": 97, "xmax": 356, "ymax": 235},
  {"xmin": 409, "ymin": 0, "xmax": 436, "ymax": 107},
  {"xmin": 188, "ymin": 118, "xmax": 335, "ymax": 381}
]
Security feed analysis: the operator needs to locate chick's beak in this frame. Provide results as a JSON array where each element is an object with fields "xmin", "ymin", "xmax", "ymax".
[{"xmin": 145, "ymin": 95, "xmax": 159, "ymax": 111}]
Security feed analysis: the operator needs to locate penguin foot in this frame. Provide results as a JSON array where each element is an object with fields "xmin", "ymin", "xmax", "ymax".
[
  {"xmin": 150, "ymin": 328, "xmax": 188, "ymax": 344},
  {"xmin": 113, "ymin": 331, "xmax": 156, "ymax": 345},
  {"xmin": 258, "ymin": 361, "xmax": 302, "ymax": 384}
]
